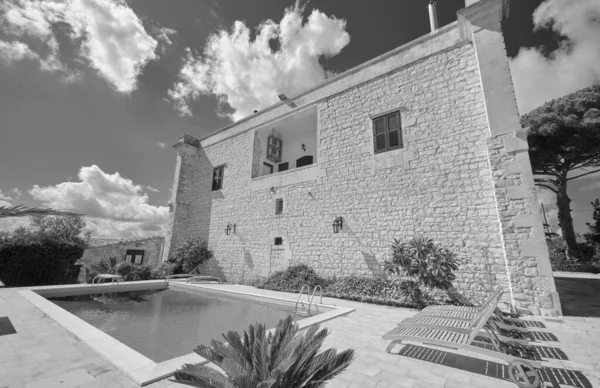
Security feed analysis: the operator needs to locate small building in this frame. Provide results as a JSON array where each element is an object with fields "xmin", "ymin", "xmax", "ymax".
[
  {"xmin": 76, "ymin": 236, "xmax": 165, "ymax": 282},
  {"xmin": 162, "ymin": 0, "xmax": 561, "ymax": 315}
]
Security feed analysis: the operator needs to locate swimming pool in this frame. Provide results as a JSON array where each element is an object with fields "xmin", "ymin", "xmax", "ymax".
[
  {"xmin": 48, "ymin": 288, "xmax": 304, "ymax": 362},
  {"xmin": 18, "ymin": 281, "xmax": 353, "ymax": 385}
]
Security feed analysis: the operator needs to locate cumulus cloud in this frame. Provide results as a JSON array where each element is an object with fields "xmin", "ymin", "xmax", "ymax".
[
  {"xmin": 27, "ymin": 165, "xmax": 168, "ymax": 238},
  {"xmin": 510, "ymin": 0, "xmax": 600, "ymax": 114},
  {"xmin": 168, "ymin": 2, "xmax": 350, "ymax": 120},
  {"xmin": 157, "ymin": 142, "xmax": 166, "ymax": 149},
  {"xmin": 0, "ymin": 0, "xmax": 174, "ymax": 92},
  {"xmin": 0, "ymin": 188, "xmax": 21, "ymax": 201}
]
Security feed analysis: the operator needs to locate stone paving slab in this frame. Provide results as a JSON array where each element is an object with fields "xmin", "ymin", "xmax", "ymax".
[{"xmin": 1, "ymin": 284, "xmax": 599, "ymax": 388}]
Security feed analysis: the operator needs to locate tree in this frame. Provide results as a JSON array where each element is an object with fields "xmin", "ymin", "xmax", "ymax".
[
  {"xmin": 172, "ymin": 315, "xmax": 354, "ymax": 388},
  {"xmin": 522, "ymin": 84, "xmax": 600, "ymax": 254},
  {"xmin": 584, "ymin": 199, "xmax": 600, "ymax": 251},
  {"xmin": 168, "ymin": 238, "xmax": 213, "ymax": 274},
  {"xmin": 28, "ymin": 214, "xmax": 91, "ymax": 244}
]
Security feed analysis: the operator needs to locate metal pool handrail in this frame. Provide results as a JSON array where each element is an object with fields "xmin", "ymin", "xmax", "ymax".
[
  {"xmin": 92, "ymin": 274, "xmax": 123, "ymax": 285},
  {"xmin": 308, "ymin": 285, "xmax": 323, "ymax": 315},
  {"xmin": 295, "ymin": 285, "xmax": 311, "ymax": 315}
]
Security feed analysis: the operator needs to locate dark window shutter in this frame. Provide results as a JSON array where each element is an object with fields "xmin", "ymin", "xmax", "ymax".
[
  {"xmin": 373, "ymin": 117, "xmax": 387, "ymax": 153},
  {"xmin": 278, "ymin": 162, "xmax": 289, "ymax": 172},
  {"xmin": 296, "ymin": 155, "xmax": 313, "ymax": 168},
  {"xmin": 387, "ymin": 112, "xmax": 401, "ymax": 150},
  {"xmin": 373, "ymin": 112, "xmax": 402, "ymax": 153},
  {"xmin": 274, "ymin": 237, "xmax": 283, "ymax": 246},
  {"xmin": 212, "ymin": 166, "xmax": 224, "ymax": 191},
  {"xmin": 275, "ymin": 199, "xmax": 283, "ymax": 215}
]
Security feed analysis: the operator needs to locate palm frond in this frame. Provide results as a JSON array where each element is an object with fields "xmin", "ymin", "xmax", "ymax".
[
  {"xmin": 0, "ymin": 204, "xmax": 82, "ymax": 219},
  {"xmin": 171, "ymin": 363, "xmax": 235, "ymax": 388}
]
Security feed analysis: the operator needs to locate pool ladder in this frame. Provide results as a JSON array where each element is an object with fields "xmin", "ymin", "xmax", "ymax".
[{"xmin": 294, "ymin": 285, "xmax": 323, "ymax": 316}]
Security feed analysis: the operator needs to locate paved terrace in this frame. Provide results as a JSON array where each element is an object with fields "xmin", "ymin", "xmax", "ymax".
[{"xmin": 1, "ymin": 283, "xmax": 599, "ymax": 388}]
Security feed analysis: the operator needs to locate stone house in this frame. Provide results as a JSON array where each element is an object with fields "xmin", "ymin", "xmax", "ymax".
[
  {"xmin": 76, "ymin": 236, "xmax": 165, "ymax": 282},
  {"xmin": 163, "ymin": 0, "xmax": 561, "ymax": 315}
]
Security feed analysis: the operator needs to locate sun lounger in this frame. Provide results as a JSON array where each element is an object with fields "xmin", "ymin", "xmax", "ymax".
[
  {"xmin": 399, "ymin": 290, "xmax": 538, "ymax": 345},
  {"xmin": 165, "ymin": 264, "xmax": 224, "ymax": 283},
  {"xmin": 92, "ymin": 274, "xmax": 123, "ymax": 284},
  {"xmin": 420, "ymin": 288, "xmax": 546, "ymax": 329},
  {"xmin": 383, "ymin": 294, "xmax": 544, "ymax": 388}
]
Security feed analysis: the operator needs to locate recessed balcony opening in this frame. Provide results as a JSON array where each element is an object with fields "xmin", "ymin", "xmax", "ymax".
[{"xmin": 251, "ymin": 107, "xmax": 318, "ymax": 179}]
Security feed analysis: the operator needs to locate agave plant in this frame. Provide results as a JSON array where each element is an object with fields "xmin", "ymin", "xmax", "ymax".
[{"xmin": 172, "ymin": 315, "xmax": 354, "ymax": 388}]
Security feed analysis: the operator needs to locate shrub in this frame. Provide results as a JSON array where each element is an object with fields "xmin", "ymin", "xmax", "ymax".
[
  {"xmin": 168, "ymin": 238, "xmax": 213, "ymax": 274},
  {"xmin": 129, "ymin": 265, "xmax": 153, "ymax": 280},
  {"xmin": 0, "ymin": 232, "xmax": 83, "ymax": 287},
  {"xmin": 383, "ymin": 237, "xmax": 460, "ymax": 296},
  {"xmin": 86, "ymin": 257, "xmax": 154, "ymax": 281},
  {"xmin": 575, "ymin": 263, "xmax": 600, "ymax": 274},
  {"xmin": 150, "ymin": 261, "xmax": 177, "ymax": 279},
  {"xmin": 257, "ymin": 264, "xmax": 330, "ymax": 292},
  {"xmin": 325, "ymin": 276, "xmax": 426, "ymax": 308}
]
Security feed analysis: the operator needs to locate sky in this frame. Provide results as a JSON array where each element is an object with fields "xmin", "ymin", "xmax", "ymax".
[{"xmin": 0, "ymin": 0, "xmax": 599, "ymax": 239}]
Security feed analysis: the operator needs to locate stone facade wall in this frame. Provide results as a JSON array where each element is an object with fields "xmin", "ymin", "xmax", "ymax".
[
  {"xmin": 77, "ymin": 237, "xmax": 164, "ymax": 282},
  {"xmin": 169, "ymin": 43, "xmax": 506, "ymax": 301},
  {"xmin": 164, "ymin": 0, "xmax": 561, "ymax": 315}
]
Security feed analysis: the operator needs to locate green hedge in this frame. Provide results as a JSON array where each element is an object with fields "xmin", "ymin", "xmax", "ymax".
[
  {"xmin": 0, "ymin": 238, "xmax": 83, "ymax": 287},
  {"xmin": 256, "ymin": 265, "xmax": 330, "ymax": 292}
]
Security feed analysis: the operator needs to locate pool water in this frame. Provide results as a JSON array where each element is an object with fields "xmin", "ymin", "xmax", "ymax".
[{"xmin": 48, "ymin": 288, "xmax": 297, "ymax": 362}]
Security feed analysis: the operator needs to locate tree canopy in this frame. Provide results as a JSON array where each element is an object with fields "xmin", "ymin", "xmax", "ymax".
[{"xmin": 522, "ymin": 84, "xmax": 600, "ymax": 253}]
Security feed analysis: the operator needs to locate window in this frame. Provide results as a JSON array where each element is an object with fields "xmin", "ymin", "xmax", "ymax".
[
  {"xmin": 263, "ymin": 162, "xmax": 274, "ymax": 176},
  {"xmin": 212, "ymin": 166, "xmax": 224, "ymax": 191},
  {"xmin": 274, "ymin": 237, "xmax": 283, "ymax": 246},
  {"xmin": 278, "ymin": 162, "xmax": 289, "ymax": 172},
  {"xmin": 275, "ymin": 198, "xmax": 283, "ymax": 215},
  {"xmin": 267, "ymin": 135, "xmax": 282, "ymax": 163},
  {"xmin": 373, "ymin": 111, "xmax": 402, "ymax": 153},
  {"xmin": 126, "ymin": 250, "xmax": 145, "ymax": 265},
  {"xmin": 296, "ymin": 155, "xmax": 313, "ymax": 168}
]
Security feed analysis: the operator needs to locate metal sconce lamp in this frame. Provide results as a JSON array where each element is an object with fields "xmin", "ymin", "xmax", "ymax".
[
  {"xmin": 225, "ymin": 223, "xmax": 236, "ymax": 235},
  {"xmin": 332, "ymin": 217, "xmax": 343, "ymax": 234},
  {"xmin": 270, "ymin": 187, "xmax": 276, "ymax": 194}
]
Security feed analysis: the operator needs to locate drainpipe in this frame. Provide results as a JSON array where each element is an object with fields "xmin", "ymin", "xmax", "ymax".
[{"xmin": 429, "ymin": 0, "xmax": 439, "ymax": 32}]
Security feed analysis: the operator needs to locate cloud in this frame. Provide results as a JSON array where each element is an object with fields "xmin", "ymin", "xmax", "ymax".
[
  {"xmin": 0, "ymin": 0, "xmax": 175, "ymax": 92},
  {"xmin": 168, "ymin": 2, "xmax": 350, "ymax": 120},
  {"xmin": 157, "ymin": 142, "xmax": 166, "ymax": 149},
  {"xmin": 27, "ymin": 165, "xmax": 168, "ymax": 238},
  {"xmin": 0, "ymin": 188, "xmax": 21, "ymax": 201},
  {"xmin": 510, "ymin": 0, "xmax": 600, "ymax": 114}
]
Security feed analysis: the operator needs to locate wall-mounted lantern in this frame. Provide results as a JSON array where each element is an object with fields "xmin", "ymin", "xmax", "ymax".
[
  {"xmin": 270, "ymin": 187, "xmax": 276, "ymax": 194},
  {"xmin": 332, "ymin": 217, "xmax": 343, "ymax": 234},
  {"xmin": 225, "ymin": 223, "xmax": 236, "ymax": 235}
]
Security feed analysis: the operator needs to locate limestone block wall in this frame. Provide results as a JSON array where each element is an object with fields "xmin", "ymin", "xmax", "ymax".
[
  {"xmin": 77, "ymin": 237, "xmax": 165, "ymax": 282},
  {"xmin": 164, "ymin": 0, "xmax": 561, "ymax": 315}
]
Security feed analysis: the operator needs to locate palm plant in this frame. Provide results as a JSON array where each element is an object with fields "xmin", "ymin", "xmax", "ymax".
[
  {"xmin": 89, "ymin": 256, "xmax": 131, "ymax": 277},
  {"xmin": 0, "ymin": 204, "xmax": 82, "ymax": 218},
  {"xmin": 172, "ymin": 315, "xmax": 355, "ymax": 388}
]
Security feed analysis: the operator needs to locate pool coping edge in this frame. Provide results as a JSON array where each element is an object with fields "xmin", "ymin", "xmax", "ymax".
[{"xmin": 17, "ymin": 282, "xmax": 354, "ymax": 386}]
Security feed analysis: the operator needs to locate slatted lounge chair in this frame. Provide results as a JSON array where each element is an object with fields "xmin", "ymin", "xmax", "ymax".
[
  {"xmin": 165, "ymin": 264, "xmax": 224, "ymax": 283},
  {"xmin": 400, "ymin": 290, "xmax": 536, "ymax": 344},
  {"xmin": 383, "ymin": 296, "xmax": 543, "ymax": 388},
  {"xmin": 92, "ymin": 274, "xmax": 123, "ymax": 284},
  {"xmin": 420, "ymin": 288, "xmax": 546, "ymax": 329}
]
